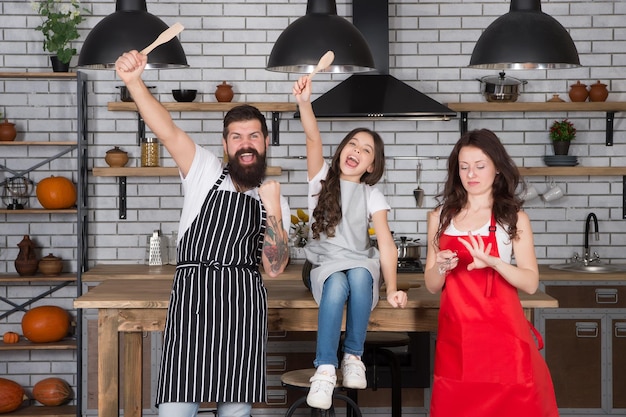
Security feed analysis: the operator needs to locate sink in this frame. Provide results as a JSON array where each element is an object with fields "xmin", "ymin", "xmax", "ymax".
[{"xmin": 549, "ymin": 263, "xmax": 626, "ymax": 274}]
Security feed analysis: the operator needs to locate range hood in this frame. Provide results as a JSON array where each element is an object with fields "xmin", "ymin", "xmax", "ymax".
[{"xmin": 299, "ymin": 0, "xmax": 456, "ymax": 120}]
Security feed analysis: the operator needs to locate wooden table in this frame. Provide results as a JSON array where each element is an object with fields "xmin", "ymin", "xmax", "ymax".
[{"xmin": 75, "ymin": 264, "xmax": 558, "ymax": 417}]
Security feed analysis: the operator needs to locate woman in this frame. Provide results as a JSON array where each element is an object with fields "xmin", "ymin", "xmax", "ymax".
[{"xmin": 425, "ymin": 129, "xmax": 558, "ymax": 417}]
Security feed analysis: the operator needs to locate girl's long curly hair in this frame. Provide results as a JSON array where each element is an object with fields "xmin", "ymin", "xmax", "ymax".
[
  {"xmin": 434, "ymin": 129, "xmax": 523, "ymax": 246},
  {"xmin": 311, "ymin": 128, "xmax": 386, "ymax": 240}
]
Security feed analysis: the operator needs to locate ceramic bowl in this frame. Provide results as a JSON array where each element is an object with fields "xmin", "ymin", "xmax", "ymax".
[{"xmin": 172, "ymin": 89, "xmax": 197, "ymax": 102}]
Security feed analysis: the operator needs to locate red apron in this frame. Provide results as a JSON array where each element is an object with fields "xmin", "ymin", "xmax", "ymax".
[{"xmin": 430, "ymin": 216, "xmax": 559, "ymax": 417}]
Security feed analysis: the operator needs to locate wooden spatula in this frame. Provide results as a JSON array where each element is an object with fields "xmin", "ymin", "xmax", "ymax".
[
  {"xmin": 141, "ymin": 22, "xmax": 185, "ymax": 55},
  {"xmin": 308, "ymin": 50, "xmax": 335, "ymax": 80}
]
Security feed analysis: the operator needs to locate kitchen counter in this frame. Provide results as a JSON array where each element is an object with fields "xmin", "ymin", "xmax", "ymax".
[{"xmin": 82, "ymin": 263, "xmax": 626, "ymax": 282}]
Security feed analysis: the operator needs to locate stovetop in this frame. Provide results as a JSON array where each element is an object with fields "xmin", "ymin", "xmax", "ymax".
[{"xmin": 397, "ymin": 259, "xmax": 424, "ymax": 273}]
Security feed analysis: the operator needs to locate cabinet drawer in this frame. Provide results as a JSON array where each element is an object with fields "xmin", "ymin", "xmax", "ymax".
[{"xmin": 545, "ymin": 285, "xmax": 626, "ymax": 308}]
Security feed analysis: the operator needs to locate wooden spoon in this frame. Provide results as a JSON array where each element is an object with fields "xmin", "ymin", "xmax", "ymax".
[
  {"xmin": 141, "ymin": 22, "xmax": 185, "ymax": 55},
  {"xmin": 308, "ymin": 50, "xmax": 335, "ymax": 80}
]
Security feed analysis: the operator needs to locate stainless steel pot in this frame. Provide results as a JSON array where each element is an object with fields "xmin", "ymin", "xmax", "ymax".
[
  {"xmin": 477, "ymin": 72, "xmax": 527, "ymax": 102},
  {"xmin": 395, "ymin": 236, "xmax": 421, "ymax": 260}
]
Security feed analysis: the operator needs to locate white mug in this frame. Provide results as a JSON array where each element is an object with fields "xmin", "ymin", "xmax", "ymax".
[
  {"xmin": 542, "ymin": 182, "xmax": 564, "ymax": 202},
  {"xmin": 520, "ymin": 184, "xmax": 539, "ymax": 201}
]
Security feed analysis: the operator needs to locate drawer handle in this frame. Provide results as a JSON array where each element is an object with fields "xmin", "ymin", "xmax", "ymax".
[
  {"xmin": 576, "ymin": 322, "xmax": 598, "ymax": 338},
  {"xmin": 265, "ymin": 389, "xmax": 287, "ymax": 406},
  {"xmin": 615, "ymin": 322, "xmax": 626, "ymax": 338},
  {"xmin": 595, "ymin": 288, "xmax": 618, "ymax": 304},
  {"xmin": 267, "ymin": 355, "xmax": 287, "ymax": 372}
]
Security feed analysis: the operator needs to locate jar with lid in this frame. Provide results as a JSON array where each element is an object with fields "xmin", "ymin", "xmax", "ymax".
[{"xmin": 141, "ymin": 137, "xmax": 160, "ymax": 167}]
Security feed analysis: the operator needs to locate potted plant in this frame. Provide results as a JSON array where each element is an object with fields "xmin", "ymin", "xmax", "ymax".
[
  {"xmin": 549, "ymin": 118, "xmax": 576, "ymax": 155},
  {"xmin": 32, "ymin": 0, "xmax": 88, "ymax": 71}
]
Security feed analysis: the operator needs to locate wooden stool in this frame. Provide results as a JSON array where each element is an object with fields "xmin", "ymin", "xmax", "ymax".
[
  {"xmin": 358, "ymin": 332, "xmax": 410, "ymax": 417},
  {"xmin": 281, "ymin": 368, "xmax": 363, "ymax": 417}
]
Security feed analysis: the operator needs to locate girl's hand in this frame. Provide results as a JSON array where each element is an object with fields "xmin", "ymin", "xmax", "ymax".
[
  {"xmin": 435, "ymin": 249, "xmax": 459, "ymax": 276},
  {"xmin": 387, "ymin": 290, "xmax": 408, "ymax": 308},
  {"xmin": 115, "ymin": 51, "xmax": 147, "ymax": 83},
  {"xmin": 457, "ymin": 232, "xmax": 494, "ymax": 271},
  {"xmin": 292, "ymin": 75, "xmax": 311, "ymax": 103}
]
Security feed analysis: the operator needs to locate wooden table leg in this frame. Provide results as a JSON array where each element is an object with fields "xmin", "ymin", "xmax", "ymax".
[
  {"xmin": 99, "ymin": 309, "xmax": 120, "ymax": 417},
  {"xmin": 124, "ymin": 331, "xmax": 144, "ymax": 417}
]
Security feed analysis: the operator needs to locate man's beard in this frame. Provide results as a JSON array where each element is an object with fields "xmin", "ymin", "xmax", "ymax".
[{"xmin": 228, "ymin": 148, "xmax": 267, "ymax": 189}]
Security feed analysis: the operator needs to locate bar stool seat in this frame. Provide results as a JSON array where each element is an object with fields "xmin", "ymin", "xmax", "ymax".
[{"xmin": 281, "ymin": 368, "xmax": 363, "ymax": 417}]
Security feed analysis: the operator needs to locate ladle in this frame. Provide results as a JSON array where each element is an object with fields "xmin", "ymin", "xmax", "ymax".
[
  {"xmin": 308, "ymin": 50, "xmax": 335, "ymax": 80},
  {"xmin": 141, "ymin": 22, "xmax": 185, "ymax": 55}
]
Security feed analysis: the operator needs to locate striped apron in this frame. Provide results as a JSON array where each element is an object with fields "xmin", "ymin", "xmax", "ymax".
[{"xmin": 156, "ymin": 167, "xmax": 268, "ymax": 405}]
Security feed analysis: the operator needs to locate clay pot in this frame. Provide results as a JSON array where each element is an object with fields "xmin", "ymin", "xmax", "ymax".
[
  {"xmin": 568, "ymin": 81, "xmax": 589, "ymax": 102},
  {"xmin": 15, "ymin": 235, "xmax": 38, "ymax": 276},
  {"xmin": 104, "ymin": 146, "xmax": 129, "ymax": 167},
  {"xmin": 38, "ymin": 253, "xmax": 63, "ymax": 276},
  {"xmin": 215, "ymin": 81, "xmax": 234, "ymax": 102},
  {"xmin": 588, "ymin": 81, "xmax": 609, "ymax": 102},
  {"xmin": 0, "ymin": 119, "xmax": 17, "ymax": 142}
]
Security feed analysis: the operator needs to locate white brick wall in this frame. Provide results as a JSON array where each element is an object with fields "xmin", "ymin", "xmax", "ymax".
[{"xmin": 1, "ymin": 0, "xmax": 625, "ymax": 409}]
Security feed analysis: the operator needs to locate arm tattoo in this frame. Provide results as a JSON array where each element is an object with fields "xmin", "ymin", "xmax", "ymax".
[{"xmin": 263, "ymin": 215, "xmax": 289, "ymax": 274}]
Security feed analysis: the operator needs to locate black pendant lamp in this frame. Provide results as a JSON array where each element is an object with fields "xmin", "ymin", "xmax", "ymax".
[
  {"xmin": 469, "ymin": 0, "xmax": 580, "ymax": 69},
  {"xmin": 266, "ymin": 0, "xmax": 375, "ymax": 74},
  {"xmin": 78, "ymin": 0, "xmax": 188, "ymax": 69}
]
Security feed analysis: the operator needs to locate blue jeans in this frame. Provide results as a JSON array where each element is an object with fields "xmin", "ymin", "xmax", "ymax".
[
  {"xmin": 158, "ymin": 402, "xmax": 252, "ymax": 417},
  {"xmin": 314, "ymin": 268, "xmax": 373, "ymax": 368}
]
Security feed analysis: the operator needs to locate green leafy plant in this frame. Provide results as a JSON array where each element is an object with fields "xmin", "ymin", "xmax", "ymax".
[
  {"xmin": 549, "ymin": 119, "xmax": 576, "ymax": 142},
  {"xmin": 32, "ymin": 0, "xmax": 88, "ymax": 64}
]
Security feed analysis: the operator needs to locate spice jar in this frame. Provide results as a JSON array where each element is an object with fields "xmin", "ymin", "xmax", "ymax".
[{"xmin": 141, "ymin": 138, "xmax": 160, "ymax": 167}]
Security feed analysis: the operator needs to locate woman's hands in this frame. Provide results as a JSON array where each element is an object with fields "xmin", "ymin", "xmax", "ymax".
[
  {"xmin": 457, "ymin": 232, "xmax": 497, "ymax": 271},
  {"xmin": 292, "ymin": 75, "xmax": 311, "ymax": 103},
  {"xmin": 435, "ymin": 249, "xmax": 459, "ymax": 276}
]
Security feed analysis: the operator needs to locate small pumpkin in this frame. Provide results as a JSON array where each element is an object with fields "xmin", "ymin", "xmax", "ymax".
[
  {"xmin": 0, "ymin": 377, "xmax": 25, "ymax": 413},
  {"xmin": 2, "ymin": 331, "xmax": 19, "ymax": 344},
  {"xmin": 36, "ymin": 176, "xmax": 77, "ymax": 209},
  {"xmin": 32, "ymin": 377, "xmax": 73, "ymax": 406},
  {"xmin": 21, "ymin": 305, "xmax": 71, "ymax": 343}
]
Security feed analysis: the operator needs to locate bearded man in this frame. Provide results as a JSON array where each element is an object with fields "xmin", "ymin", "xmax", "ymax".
[{"xmin": 116, "ymin": 50, "xmax": 290, "ymax": 417}]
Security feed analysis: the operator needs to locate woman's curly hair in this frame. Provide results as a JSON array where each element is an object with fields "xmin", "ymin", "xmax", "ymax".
[
  {"xmin": 434, "ymin": 129, "xmax": 523, "ymax": 245},
  {"xmin": 311, "ymin": 128, "xmax": 386, "ymax": 240}
]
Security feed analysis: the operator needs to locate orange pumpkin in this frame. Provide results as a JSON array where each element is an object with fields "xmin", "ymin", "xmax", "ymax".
[
  {"xmin": 0, "ymin": 378, "xmax": 25, "ymax": 413},
  {"xmin": 21, "ymin": 305, "xmax": 71, "ymax": 343},
  {"xmin": 2, "ymin": 331, "xmax": 19, "ymax": 344},
  {"xmin": 36, "ymin": 176, "xmax": 77, "ymax": 209},
  {"xmin": 32, "ymin": 377, "xmax": 73, "ymax": 406}
]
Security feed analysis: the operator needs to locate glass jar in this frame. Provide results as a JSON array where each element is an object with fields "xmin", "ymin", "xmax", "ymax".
[{"xmin": 141, "ymin": 137, "xmax": 160, "ymax": 167}]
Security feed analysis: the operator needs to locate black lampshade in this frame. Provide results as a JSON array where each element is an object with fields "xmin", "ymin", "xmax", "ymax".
[
  {"xmin": 78, "ymin": 0, "xmax": 188, "ymax": 69},
  {"xmin": 266, "ymin": 0, "xmax": 375, "ymax": 74},
  {"xmin": 469, "ymin": 0, "xmax": 580, "ymax": 69}
]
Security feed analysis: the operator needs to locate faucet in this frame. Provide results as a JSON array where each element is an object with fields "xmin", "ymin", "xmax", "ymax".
[{"xmin": 583, "ymin": 212, "xmax": 600, "ymax": 265}]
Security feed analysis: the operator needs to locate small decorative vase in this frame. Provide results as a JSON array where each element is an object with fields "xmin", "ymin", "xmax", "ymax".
[
  {"xmin": 14, "ymin": 235, "xmax": 39, "ymax": 276},
  {"xmin": 215, "ymin": 81, "xmax": 234, "ymax": 102},
  {"xmin": 38, "ymin": 253, "xmax": 63, "ymax": 276},
  {"xmin": 552, "ymin": 141, "xmax": 571, "ymax": 156},
  {"xmin": 105, "ymin": 146, "xmax": 129, "ymax": 167},
  {"xmin": 50, "ymin": 56, "xmax": 70, "ymax": 73},
  {"xmin": 568, "ymin": 81, "xmax": 588, "ymax": 102},
  {"xmin": 0, "ymin": 118, "xmax": 17, "ymax": 142},
  {"xmin": 588, "ymin": 81, "xmax": 609, "ymax": 102}
]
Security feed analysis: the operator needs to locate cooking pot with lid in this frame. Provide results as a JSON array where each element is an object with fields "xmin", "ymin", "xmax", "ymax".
[
  {"xmin": 477, "ymin": 72, "xmax": 527, "ymax": 102},
  {"xmin": 371, "ymin": 235, "xmax": 421, "ymax": 259}
]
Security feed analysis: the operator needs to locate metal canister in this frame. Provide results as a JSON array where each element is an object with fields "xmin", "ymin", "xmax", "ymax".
[{"xmin": 141, "ymin": 137, "xmax": 160, "ymax": 167}]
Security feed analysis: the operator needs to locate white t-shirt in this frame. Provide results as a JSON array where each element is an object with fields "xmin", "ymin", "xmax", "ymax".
[{"xmin": 178, "ymin": 144, "xmax": 291, "ymax": 242}]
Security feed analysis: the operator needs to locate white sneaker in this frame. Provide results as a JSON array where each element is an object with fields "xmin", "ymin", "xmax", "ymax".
[
  {"xmin": 341, "ymin": 358, "xmax": 367, "ymax": 389},
  {"xmin": 306, "ymin": 372, "xmax": 336, "ymax": 410}
]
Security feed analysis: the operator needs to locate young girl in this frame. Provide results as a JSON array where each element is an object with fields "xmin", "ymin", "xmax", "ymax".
[{"xmin": 293, "ymin": 76, "xmax": 408, "ymax": 410}]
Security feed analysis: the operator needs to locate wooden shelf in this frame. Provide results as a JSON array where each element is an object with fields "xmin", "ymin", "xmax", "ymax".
[
  {"xmin": 520, "ymin": 167, "xmax": 626, "ymax": 176},
  {"xmin": 446, "ymin": 101, "xmax": 626, "ymax": 112},
  {"xmin": 0, "ymin": 273, "xmax": 77, "ymax": 282},
  {"xmin": 108, "ymin": 101, "xmax": 297, "ymax": 112},
  {"xmin": 2, "ymin": 405, "xmax": 76, "ymax": 417},
  {"xmin": 0, "ymin": 339, "xmax": 77, "ymax": 351},
  {"xmin": 0, "ymin": 209, "xmax": 77, "ymax": 214},
  {"xmin": 0, "ymin": 141, "xmax": 76, "ymax": 146},
  {"xmin": 92, "ymin": 166, "xmax": 282, "ymax": 177},
  {"xmin": 0, "ymin": 71, "xmax": 77, "ymax": 79}
]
